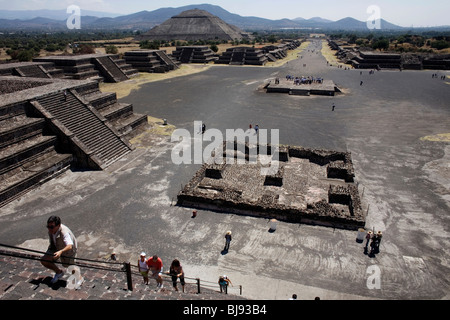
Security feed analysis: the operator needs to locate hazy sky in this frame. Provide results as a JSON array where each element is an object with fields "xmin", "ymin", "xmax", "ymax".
[{"xmin": 0, "ymin": 0, "xmax": 449, "ymax": 27}]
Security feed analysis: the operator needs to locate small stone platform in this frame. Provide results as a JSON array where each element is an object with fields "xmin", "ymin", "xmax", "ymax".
[
  {"xmin": 178, "ymin": 142, "xmax": 364, "ymax": 230},
  {"xmin": 266, "ymin": 79, "xmax": 340, "ymax": 96}
]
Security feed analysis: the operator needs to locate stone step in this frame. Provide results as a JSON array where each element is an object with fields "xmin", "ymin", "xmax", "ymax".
[
  {"xmin": 0, "ymin": 116, "xmax": 45, "ymax": 149},
  {"xmin": 83, "ymin": 92, "xmax": 117, "ymax": 111},
  {"xmin": 93, "ymin": 57, "xmax": 128, "ymax": 83},
  {"xmin": 14, "ymin": 65, "xmax": 51, "ymax": 79},
  {"xmin": 154, "ymin": 51, "xmax": 179, "ymax": 69},
  {"xmin": 0, "ymin": 135, "xmax": 57, "ymax": 176},
  {"xmin": 99, "ymin": 103, "xmax": 133, "ymax": 122},
  {"xmin": 0, "ymin": 150, "xmax": 72, "ymax": 207},
  {"xmin": 110, "ymin": 113, "xmax": 148, "ymax": 137},
  {"xmin": 72, "ymin": 70, "xmax": 101, "ymax": 80},
  {"xmin": 75, "ymin": 82, "xmax": 101, "ymax": 96},
  {"xmin": 60, "ymin": 63, "xmax": 97, "ymax": 74}
]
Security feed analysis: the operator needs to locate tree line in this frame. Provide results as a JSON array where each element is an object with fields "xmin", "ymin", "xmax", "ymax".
[
  {"xmin": 0, "ymin": 30, "xmax": 133, "ymax": 62},
  {"xmin": 329, "ymin": 32, "xmax": 450, "ymax": 52}
]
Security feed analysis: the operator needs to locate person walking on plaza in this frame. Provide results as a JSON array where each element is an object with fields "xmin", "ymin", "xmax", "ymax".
[
  {"xmin": 365, "ymin": 231, "xmax": 373, "ymax": 249},
  {"xmin": 168, "ymin": 259, "xmax": 185, "ymax": 292},
  {"xmin": 40, "ymin": 215, "xmax": 77, "ymax": 284},
  {"xmin": 369, "ymin": 231, "xmax": 382, "ymax": 256},
  {"xmin": 147, "ymin": 254, "xmax": 164, "ymax": 288},
  {"xmin": 224, "ymin": 231, "xmax": 232, "ymax": 251},
  {"xmin": 138, "ymin": 252, "xmax": 149, "ymax": 285}
]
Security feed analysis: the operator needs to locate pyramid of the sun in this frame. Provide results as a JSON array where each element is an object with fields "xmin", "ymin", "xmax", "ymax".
[{"xmin": 139, "ymin": 9, "xmax": 249, "ymax": 41}]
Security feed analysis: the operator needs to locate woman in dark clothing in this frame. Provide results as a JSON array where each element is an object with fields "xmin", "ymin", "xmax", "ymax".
[{"xmin": 169, "ymin": 259, "xmax": 185, "ymax": 292}]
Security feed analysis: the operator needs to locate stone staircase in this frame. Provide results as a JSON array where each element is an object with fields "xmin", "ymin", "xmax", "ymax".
[
  {"xmin": 171, "ymin": 46, "xmax": 218, "ymax": 64},
  {"xmin": 93, "ymin": 56, "xmax": 129, "ymax": 83},
  {"xmin": 124, "ymin": 50, "xmax": 179, "ymax": 73},
  {"xmin": 0, "ymin": 249, "xmax": 247, "ymax": 301},
  {"xmin": 230, "ymin": 51, "xmax": 246, "ymax": 65},
  {"xmin": 154, "ymin": 50, "xmax": 179, "ymax": 70},
  {"xmin": 13, "ymin": 64, "xmax": 51, "ymax": 79},
  {"xmin": 113, "ymin": 58, "xmax": 140, "ymax": 77},
  {"xmin": 33, "ymin": 90, "xmax": 132, "ymax": 169},
  {"xmin": 180, "ymin": 48, "xmax": 195, "ymax": 63}
]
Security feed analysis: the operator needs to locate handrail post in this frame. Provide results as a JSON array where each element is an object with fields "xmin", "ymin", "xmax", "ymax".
[
  {"xmin": 196, "ymin": 278, "xmax": 201, "ymax": 294},
  {"xmin": 124, "ymin": 262, "xmax": 133, "ymax": 291}
]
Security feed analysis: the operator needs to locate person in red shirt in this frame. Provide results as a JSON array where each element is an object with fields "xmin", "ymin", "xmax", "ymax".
[{"xmin": 147, "ymin": 255, "xmax": 164, "ymax": 288}]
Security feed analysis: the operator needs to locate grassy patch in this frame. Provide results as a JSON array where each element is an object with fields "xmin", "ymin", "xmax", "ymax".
[
  {"xmin": 99, "ymin": 64, "xmax": 212, "ymax": 99},
  {"xmin": 420, "ymin": 133, "xmax": 450, "ymax": 142}
]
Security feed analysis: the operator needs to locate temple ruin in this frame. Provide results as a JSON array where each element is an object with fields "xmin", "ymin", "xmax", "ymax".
[
  {"xmin": 177, "ymin": 142, "xmax": 364, "ymax": 230},
  {"xmin": 215, "ymin": 47, "xmax": 268, "ymax": 66},
  {"xmin": 0, "ymin": 54, "xmax": 138, "ymax": 83},
  {"xmin": 124, "ymin": 50, "xmax": 179, "ymax": 73}
]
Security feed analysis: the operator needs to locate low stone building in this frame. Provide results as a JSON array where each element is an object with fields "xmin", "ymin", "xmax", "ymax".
[
  {"xmin": 171, "ymin": 46, "xmax": 218, "ymax": 64},
  {"xmin": 350, "ymin": 51, "xmax": 402, "ymax": 69},
  {"xmin": 328, "ymin": 40, "xmax": 450, "ymax": 70},
  {"xmin": 215, "ymin": 47, "xmax": 268, "ymax": 66}
]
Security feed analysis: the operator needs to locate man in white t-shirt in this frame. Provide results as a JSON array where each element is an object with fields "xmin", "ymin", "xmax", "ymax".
[{"xmin": 40, "ymin": 216, "xmax": 78, "ymax": 284}]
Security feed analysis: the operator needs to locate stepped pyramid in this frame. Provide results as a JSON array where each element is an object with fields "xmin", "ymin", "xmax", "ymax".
[
  {"xmin": 139, "ymin": 9, "xmax": 250, "ymax": 41},
  {"xmin": 0, "ymin": 76, "xmax": 148, "ymax": 207}
]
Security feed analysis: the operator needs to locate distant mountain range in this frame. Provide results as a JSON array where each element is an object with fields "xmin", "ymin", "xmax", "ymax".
[{"xmin": 0, "ymin": 4, "xmax": 448, "ymax": 32}]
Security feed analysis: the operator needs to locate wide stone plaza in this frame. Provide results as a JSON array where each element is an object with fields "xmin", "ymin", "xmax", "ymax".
[{"xmin": 0, "ymin": 39, "xmax": 449, "ymax": 300}]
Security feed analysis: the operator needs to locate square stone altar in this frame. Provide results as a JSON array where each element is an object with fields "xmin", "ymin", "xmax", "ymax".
[{"xmin": 177, "ymin": 142, "xmax": 364, "ymax": 230}]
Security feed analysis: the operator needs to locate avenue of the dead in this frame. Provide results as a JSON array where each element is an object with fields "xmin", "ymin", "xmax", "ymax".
[{"xmin": 0, "ymin": 38, "xmax": 449, "ymax": 300}]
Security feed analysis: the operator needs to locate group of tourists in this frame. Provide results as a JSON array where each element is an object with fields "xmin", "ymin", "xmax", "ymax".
[
  {"xmin": 364, "ymin": 230, "xmax": 383, "ymax": 257},
  {"xmin": 286, "ymin": 74, "xmax": 323, "ymax": 85},
  {"xmin": 38, "ymin": 215, "xmax": 186, "ymax": 292},
  {"xmin": 432, "ymin": 73, "xmax": 446, "ymax": 80},
  {"xmin": 138, "ymin": 253, "xmax": 185, "ymax": 292},
  {"xmin": 38, "ymin": 216, "xmax": 238, "ymax": 295}
]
